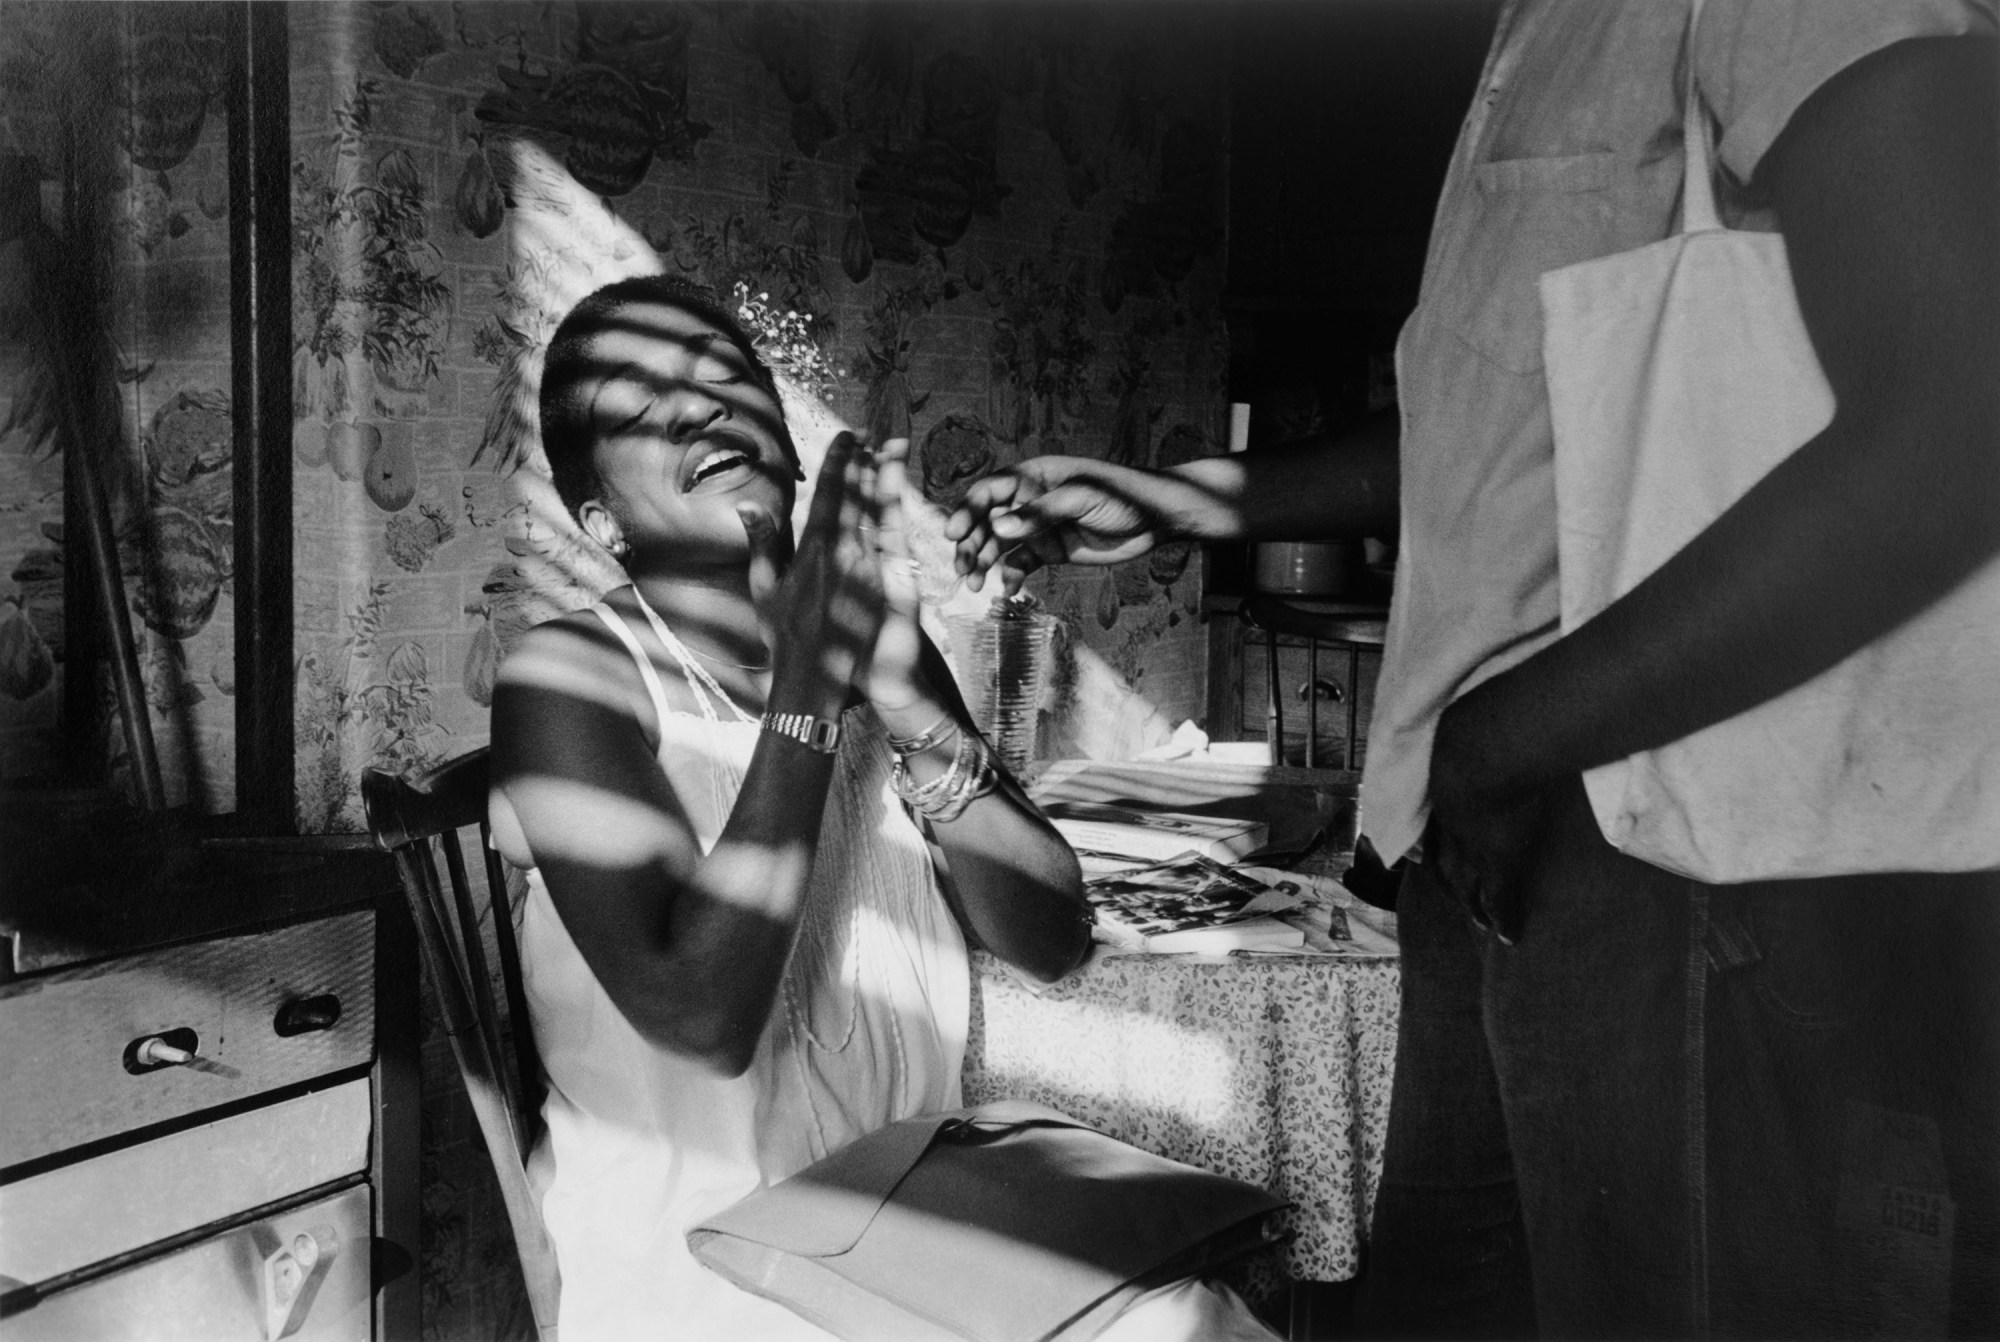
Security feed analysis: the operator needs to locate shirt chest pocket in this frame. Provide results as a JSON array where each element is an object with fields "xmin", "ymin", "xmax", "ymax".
[{"xmin": 1440, "ymin": 152, "xmax": 1620, "ymax": 376}]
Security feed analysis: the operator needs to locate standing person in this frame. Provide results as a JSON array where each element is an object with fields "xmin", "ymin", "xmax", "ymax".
[{"xmin": 947, "ymin": 4, "xmax": 1999, "ymax": 1337}]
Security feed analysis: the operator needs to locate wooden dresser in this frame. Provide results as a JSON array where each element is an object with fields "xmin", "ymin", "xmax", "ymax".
[{"xmin": 0, "ymin": 840, "xmax": 417, "ymax": 1341}]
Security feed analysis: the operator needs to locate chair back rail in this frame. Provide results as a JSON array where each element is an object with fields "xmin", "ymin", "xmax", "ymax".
[
  {"xmin": 363, "ymin": 748, "xmax": 562, "ymax": 1341},
  {"xmin": 482, "ymin": 833, "xmax": 544, "ymax": 1133},
  {"xmin": 435, "ymin": 829, "xmax": 507, "ymax": 1112}
]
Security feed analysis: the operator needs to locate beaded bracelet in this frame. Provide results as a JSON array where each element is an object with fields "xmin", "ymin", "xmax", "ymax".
[
  {"xmin": 891, "ymin": 727, "xmax": 997, "ymax": 823},
  {"xmin": 893, "ymin": 729, "xmax": 974, "ymax": 811},
  {"xmin": 925, "ymin": 734, "xmax": 997, "ymax": 823}
]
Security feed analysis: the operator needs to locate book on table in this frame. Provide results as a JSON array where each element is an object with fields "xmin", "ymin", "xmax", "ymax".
[
  {"xmin": 1044, "ymin": 803, "xmax": 1269, "ymax": 868},
  {"xmin": 1084, "ymin": 853, "xmax": 1307, "ymax": 954}
]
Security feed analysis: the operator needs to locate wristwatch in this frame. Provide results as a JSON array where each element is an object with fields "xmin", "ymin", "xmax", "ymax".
[{"xmin": 760, "ymin": 711, "xmax": 843, "ymax": 754}]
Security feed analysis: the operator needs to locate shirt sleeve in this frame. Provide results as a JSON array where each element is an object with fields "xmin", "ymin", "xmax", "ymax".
[{"xmin": 1695, "ymin": 0, "xmax": 1995, "ymax": 186}]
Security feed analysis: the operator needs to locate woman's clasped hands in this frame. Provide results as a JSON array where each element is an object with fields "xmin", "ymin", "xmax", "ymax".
[{"xmin": 734, "ymin": 430, "xmax": 931, "ymax": 719}]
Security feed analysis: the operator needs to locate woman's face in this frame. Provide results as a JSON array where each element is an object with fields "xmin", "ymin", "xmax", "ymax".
[{"xmin": 574, "ymin": 300, "xmax": 797, "ymax": 567}]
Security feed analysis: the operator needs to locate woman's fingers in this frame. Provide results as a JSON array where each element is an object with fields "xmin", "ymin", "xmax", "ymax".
[
  {"xmin": 736, "ymin": 504, "xmax": 782, "ymax": 611},
  {"xmin": 803, "ymin": 430, "xmax": 882, "ymax": 584},
  {"xmin": 873, "ymin": 437, "xmax": 911, "ymax": 518},
  {"xmin": 861, "ymin": 440, "xmax": 925, "ymax": 704},
  {"xmin": 845, "ymin": 436, "xmax": 878, "ymax": 545},
  {"xmin": 805, "ymin": 430, "xmax": 859, "ymax": 536},
  {"xmin": 819, "ymin": 429, "xmax": 876, "ymax": 561},
  {"xmin": 871, "ymin": 439, "xmax": 920, "ymax": 612},
  {"xmin": 873, "ymin": 439, "xmax": 911, "ymax": 549}
]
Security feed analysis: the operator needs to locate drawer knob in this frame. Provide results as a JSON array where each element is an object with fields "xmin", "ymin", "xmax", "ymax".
[
  {"xmin": 124, "ymin": 1028, "xmax": 201, "ymax": 1073},
  {"xmin": 259, "ymin": 1223, "xmax": 340, "ymax": 1340},
  {"xmin": 273, "ymin": 994, "xmax": 343, "ymax": 1037}
]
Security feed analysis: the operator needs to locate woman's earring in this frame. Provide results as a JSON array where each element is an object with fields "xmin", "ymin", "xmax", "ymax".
[{"xmin": 608, "ymin": 536, "xmax": 630, "ymax": 559}]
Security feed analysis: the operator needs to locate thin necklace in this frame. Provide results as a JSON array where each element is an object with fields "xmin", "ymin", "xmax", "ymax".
[
  {"xmin": 629, "ymin": 590, "xmax": 771, "ymax": 672},
  {"xmin": 685, "ymin": 644, "xmax": 772, "ymax": 673}
]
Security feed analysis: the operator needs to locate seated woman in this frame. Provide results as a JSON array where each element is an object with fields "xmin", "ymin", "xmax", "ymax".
[{"xmin": 487, "ymin": 275, "xmax": 1096, "ymax": 1340}]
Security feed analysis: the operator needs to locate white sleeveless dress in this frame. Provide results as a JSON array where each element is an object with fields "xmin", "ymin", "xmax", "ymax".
[{"xmin": 518, "ymin": 599, "xmax": 969, "ymax": 1341}]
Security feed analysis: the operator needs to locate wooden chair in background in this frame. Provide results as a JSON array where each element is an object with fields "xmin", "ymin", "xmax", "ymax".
[
  {"xmin": 1238, "ymin": 594, "xmax": 1387, "ymax": 771},
  {"xmin": 363, "ymin": 747, "xmax": 561, "ymax": 1341}
]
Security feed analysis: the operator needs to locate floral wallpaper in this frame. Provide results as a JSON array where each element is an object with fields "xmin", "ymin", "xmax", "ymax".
[
  {"xmin": 2, "ymin": 0, "xmax": 1229, "ymax": 819},
  {"xmin": 5, "ymin": 3, "xmax": 1233, "ymax": 1336},
  {"xmin": 284, "ymin": 0, "xmax": 1232, "ymax": 838}
]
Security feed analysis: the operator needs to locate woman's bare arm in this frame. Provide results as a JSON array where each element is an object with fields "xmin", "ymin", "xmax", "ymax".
[
  {"xmin": 878, "ymin": 633, "xmax": 1090, "ymax": 984},
  {"xmin": 492, "ymin": 612, "xmax": 843, "ymax": 1078}
]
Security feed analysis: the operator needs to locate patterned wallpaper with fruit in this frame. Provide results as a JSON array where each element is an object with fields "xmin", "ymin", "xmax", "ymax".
[
  {"xmin": 2, "ymin": 1, "xmax": 1231, "ymax": 823},
  {"xmin": 289, "ymin": 0, "xmax": 1231, "ymax": 840}
]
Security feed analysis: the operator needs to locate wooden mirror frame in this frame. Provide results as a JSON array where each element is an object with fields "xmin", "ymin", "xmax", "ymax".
[{"xmin": 225, "ymin": 0, "xmax": 294, "ymax": 835}]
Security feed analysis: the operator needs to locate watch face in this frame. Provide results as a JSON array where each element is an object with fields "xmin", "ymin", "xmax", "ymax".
[{"xmin": 764, "ymin": 712, "xmax": 840, "ymax": 753}]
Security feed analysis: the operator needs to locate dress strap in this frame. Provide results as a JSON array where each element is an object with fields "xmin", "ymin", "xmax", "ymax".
[
  {"xmin": 630, "ymin": 592, "xmax": 757, "ymax": 724},
  {"xmin": 591, "ymin": 604, "xmax": 692, "ymax": 728}
]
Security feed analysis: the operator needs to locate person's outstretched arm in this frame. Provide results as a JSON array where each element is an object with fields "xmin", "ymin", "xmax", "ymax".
[
  {"xmin": 1428, "ymin": 35, "xmax": 2000, "ymax": 921},
  {"xmin": 870, "ymin": 441, "xmax": 1092, "ymax": 983},
  {"xmin": 945, "ymin": 407, "xmax": 1400, "ymax": 593}
]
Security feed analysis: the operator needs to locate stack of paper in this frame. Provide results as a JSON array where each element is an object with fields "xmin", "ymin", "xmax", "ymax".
[
  {"xmin": 1046, "ymin": 803, "xmax": 1268, "ymax": 868},
  {"xmin": 1126, "ymin": 916, "xmax": 1306, "ymax": 955}
]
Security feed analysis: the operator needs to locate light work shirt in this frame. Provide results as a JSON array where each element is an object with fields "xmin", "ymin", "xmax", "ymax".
[{"xmin": 1363, "ymin": 0, "xmax": 1994, "ymax": 864}]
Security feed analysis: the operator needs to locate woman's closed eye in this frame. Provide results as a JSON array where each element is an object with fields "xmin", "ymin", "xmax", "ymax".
[
  {"xmin": 694, "ymin": 350, "xmax": 746, "ymax": 386},
  {"xmin": 612, "ymin": 399, "xmax": 658, "ymax": 436}
]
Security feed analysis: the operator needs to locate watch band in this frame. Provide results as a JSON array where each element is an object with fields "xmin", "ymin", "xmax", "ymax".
[{"xmin": 760, "ymin": 711, "xmax": 842, "ymax": 754}]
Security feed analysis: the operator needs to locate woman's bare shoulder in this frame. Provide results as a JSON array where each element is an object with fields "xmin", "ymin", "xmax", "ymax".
[
  {"xmin": 493, "ymin": 602, "xmax": 660, "ymax": 750},
  {"xmin": 487, "ymin": 603, "xmax": 696, "ymax": 872}
]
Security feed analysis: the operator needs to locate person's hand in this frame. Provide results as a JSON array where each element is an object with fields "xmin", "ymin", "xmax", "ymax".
[
  {"xmin": 859, "ymin": 438, "xmax": 931, "ymax": 716},
  {"xmin": 1425, "ymin": 684, "xmax": 1554, "ymax": 944},
  {"xmin": 739, "ymin": 430, "xmax": 884, "ymax": 710},
  {"xmin": 944, "ymin": 457, "xmax": 1163, "ymax": 594}
]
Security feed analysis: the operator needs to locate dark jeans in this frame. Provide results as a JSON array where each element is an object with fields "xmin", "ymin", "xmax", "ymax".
[{"xmin": 1353, "ymin": 778, "xmax": 2000, "ymax": 1339}]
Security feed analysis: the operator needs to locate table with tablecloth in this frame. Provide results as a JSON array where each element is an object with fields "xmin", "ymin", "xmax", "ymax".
[{"xmin": 961, "ymin": 942, "xmax": 1400, "ymax": 1286}]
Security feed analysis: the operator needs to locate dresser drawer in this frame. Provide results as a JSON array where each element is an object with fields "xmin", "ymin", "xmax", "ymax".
[
  {"xmin": 0, "ymin": 911, "xmax": 375, "ymax": 1168},
  {"xmin": 0, "ymin": 1077, "xmax": 372, "ymax": 1287},
  {"xmin": 5, "ymin": 1182, "xmax": 372, "ymax": 1342}
]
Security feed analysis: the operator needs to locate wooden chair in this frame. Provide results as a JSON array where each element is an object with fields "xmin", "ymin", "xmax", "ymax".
[
  {"xmin": 1238, "ymin": 594, "xmax": 1388, "ymax": 771},
  {"xmin": 362, "ymin": 747, "xmax": 561, "ymax": 1341}
]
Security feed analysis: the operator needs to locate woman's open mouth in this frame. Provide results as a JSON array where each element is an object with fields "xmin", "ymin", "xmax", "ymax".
[{"xmin": 682, "ymin": 435, "xmax": 762, "ymax": 492}]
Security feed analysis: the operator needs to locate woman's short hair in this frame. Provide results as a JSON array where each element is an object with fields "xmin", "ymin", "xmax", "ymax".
[{"xmin": 537, "ymin": 274, "xmax": 786, "ymax": 518}]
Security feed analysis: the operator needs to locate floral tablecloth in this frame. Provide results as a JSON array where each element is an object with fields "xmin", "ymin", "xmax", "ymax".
[{"xmin": 961, "ymin": 942, "xmax": 1401, "ymax": 1285}]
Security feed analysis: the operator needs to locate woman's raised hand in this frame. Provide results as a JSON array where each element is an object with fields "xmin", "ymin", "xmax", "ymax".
[{"xmin": 737, "ymin": 430, "xmax": 886, "ymax": 709}]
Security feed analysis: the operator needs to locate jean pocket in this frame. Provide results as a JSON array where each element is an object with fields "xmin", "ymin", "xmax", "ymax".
[{"xmin": 1741, "ymin": 889, "xmax": 1861, "ymax": 1031}]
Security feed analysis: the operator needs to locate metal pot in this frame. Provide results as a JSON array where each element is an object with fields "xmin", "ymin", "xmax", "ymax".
[{"xmin": 1252, "ymin": 541, "xmax": 1356, "ymax": 597}]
